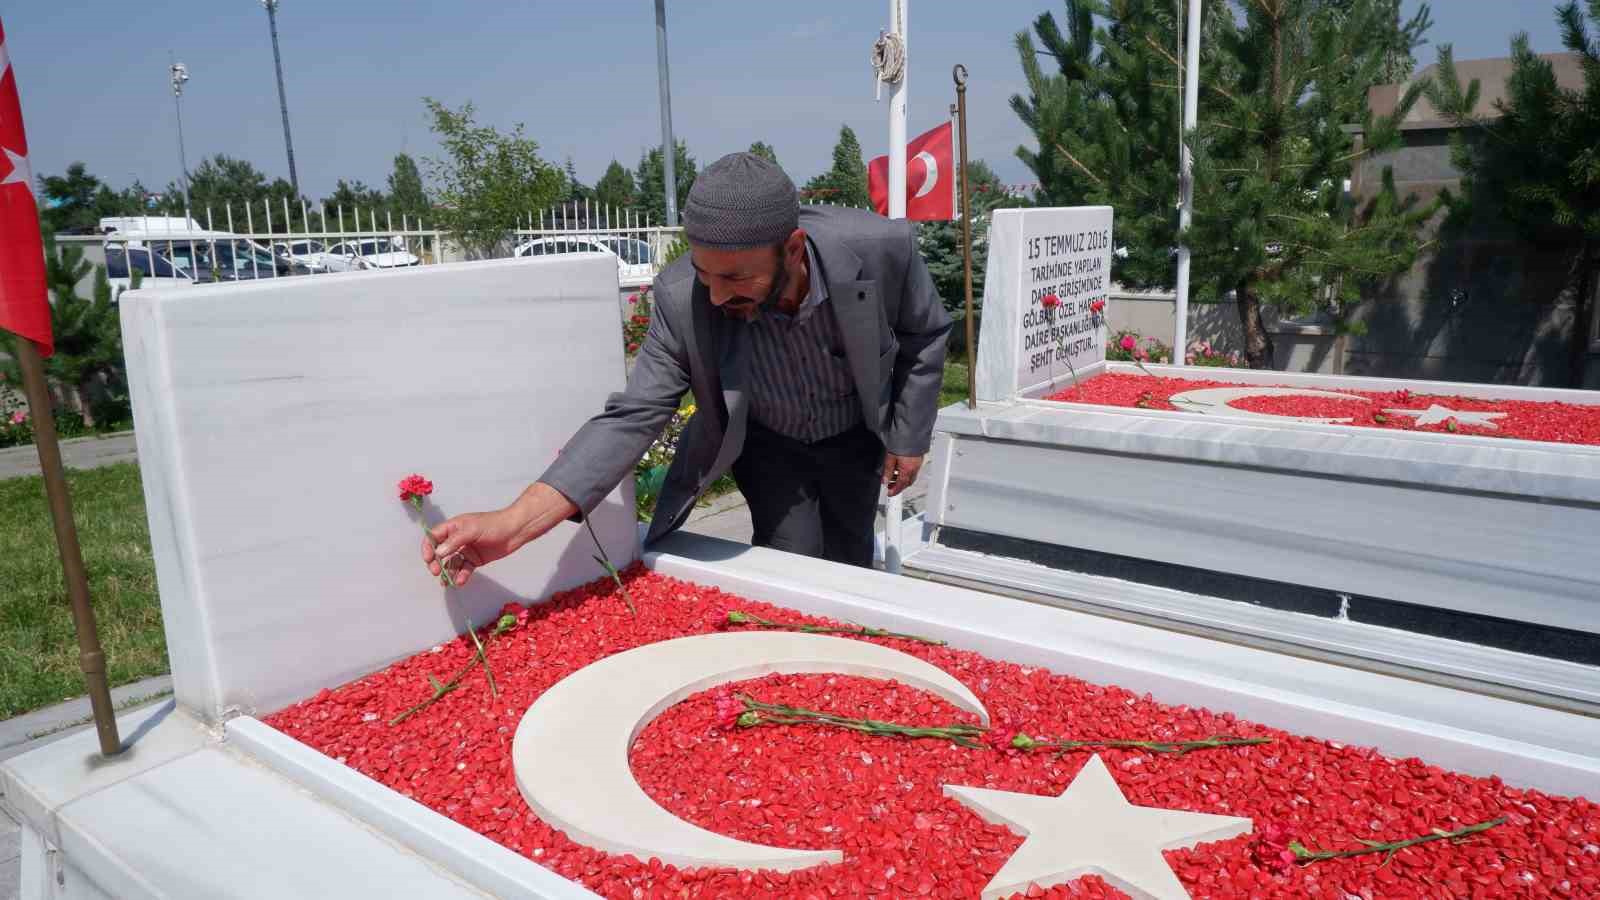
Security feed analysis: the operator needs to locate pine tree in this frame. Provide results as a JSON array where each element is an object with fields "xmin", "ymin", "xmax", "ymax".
[
  {"xmin": 1186, "ymin": 0, "xmax": 1436, "ymax": 367},
  {"xmin": 594, "ymin": 160, "xmax": 637, "ymax": 210},
  {"xmin": 38, "ymin": 163, "xmax": 144, "ymax": 233},
  {"xmin": 388, "ymin": 152, "xmax": 429, "ymax": 221},
  {"xmin": 804, "ymin": 125, "xmax": 871, "ymax": 208},
  {"xmin": 636, "ymin": 141, "xmax": 697, "ymax": 225},
  {"xmin": 563, "ymin": 157, "xmax": 594, "ymax": 203},
  {"xmin": 1428, "ymin": 0, "xmax": 1600, "ymax": 386}
]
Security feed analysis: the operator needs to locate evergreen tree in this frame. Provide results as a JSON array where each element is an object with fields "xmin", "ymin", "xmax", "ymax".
[
  {"xmin": 563, "ymin": 157, "xmax": 594, "ymax": 203},
  {"xmin": 323, "ymin": 179, "xmax": 389, "ymax": 224},
  {"xmin": 1014, "ymin": 0, "xmax": 1436, "ymax": 368},
  {"xmin": 635, "ymin": 141, "xmax": 696, "ymax": 225},
  {"xmin": 594, "ymin": 160, "xmax": 637, "ymax": 210},
  {"xmin": 1187, "ymin": 0, "xmax": 1435, "ymax": 367},
  {"xmin": 388, "ymin": 152, "xmax": 430, "ymax": 221},
  {"xmin": 160, "ymin": 154, "xmax": 307, "ymax": 231},
  {"xmin": 803, "ymin": 125, "xmax": 871, "ymax": 208},
  {"xmin": 917, "ymin": 160, "xmax": 1031, "ymax": 318},
  {"xmin": 1428, "ymin": 1, "xmax": 1600, "ymax": 386},
  {"xmin": 747, "ymin": 141, "xmax": 781, "ymax": 168}
]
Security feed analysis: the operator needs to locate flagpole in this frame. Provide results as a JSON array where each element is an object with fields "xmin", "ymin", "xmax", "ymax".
[
  {"xmin": 12, "ymin": 336, "xmax": 122, "ymax": 757},
  {"xmin": 1172, "ymin": 0, "xmax": 1202, "ymax": 366},
  {"xmin": 882, "ymin": 0, "xmax": 908, "ymax": 573},
  {"xmin": 953, "ymin": 65, "xmax": 974, "ymax": 410}
]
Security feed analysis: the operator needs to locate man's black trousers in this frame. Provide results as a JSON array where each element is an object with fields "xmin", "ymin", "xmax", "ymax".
[{"xmin": 731, "ymin": 421, "xmax": 883, "ymax": 568}]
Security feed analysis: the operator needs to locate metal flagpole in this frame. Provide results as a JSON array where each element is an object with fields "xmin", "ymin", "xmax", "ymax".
[
  {"xmin": 13, "ymin": 338, "xmax": 122, "ymax": 756},
  {"xmin": 953, "ymin": 65, "xmax": 974, "ymax": 410},
  {"xmin": 882, "ymin": 0, "xmax": 908, "ymax": 572},
  {"xmin": 1172, "ymin": 0, "xmax": 1201, "ymax": 365}
]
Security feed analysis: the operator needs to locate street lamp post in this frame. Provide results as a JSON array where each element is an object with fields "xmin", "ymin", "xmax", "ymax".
[
  {"xmin": 653, "ymin": 0, "xmax": 678, "ymax": 227},
  {"xmin": 262, "ymin": 0, "xmax": 300, "ymax": 198},
  {"xmin": 169, "ymin": 59, "xmax": 191, "ymax": 208}
]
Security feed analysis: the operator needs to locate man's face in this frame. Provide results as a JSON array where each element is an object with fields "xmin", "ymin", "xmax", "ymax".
[{"xmin": 690, "ymin": 230, "xmax": 805, "ymax": 321}]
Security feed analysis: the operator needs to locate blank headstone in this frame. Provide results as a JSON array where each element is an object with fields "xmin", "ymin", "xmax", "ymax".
[{"xmin": 121, "ymin": 255, "xmax": 636, "ymax": 722}]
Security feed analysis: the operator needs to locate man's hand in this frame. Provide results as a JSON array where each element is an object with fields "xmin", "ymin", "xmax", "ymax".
[
  {"xmin": 422, "ymin": 482, "xmax": 578, "ymax": 587},
  {"xmin": 882, "ymin": 452, "xmax": 924, "ymax": 498}
]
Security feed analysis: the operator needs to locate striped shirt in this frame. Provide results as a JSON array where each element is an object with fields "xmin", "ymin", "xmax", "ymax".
[{"xmin": 745, "ymin": 240, "xmax": 863, "ymax": 443}]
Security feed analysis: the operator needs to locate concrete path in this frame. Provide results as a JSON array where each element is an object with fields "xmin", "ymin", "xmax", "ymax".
[{"xmin": 0, "ymin": 431, "xmax": 137, "ymax": 480}]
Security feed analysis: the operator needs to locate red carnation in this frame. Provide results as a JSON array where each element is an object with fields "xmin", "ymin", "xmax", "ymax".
[
  {"xmin": 1040, "ymin": 294, "xmax": 1062, "ymax": 309},
  {"xmin": 627, "ymin": 342, "xmax": 640, "ymax": 353},
  {"xmin": 1089, "ymin": 298, "xmax": 1106, "ymax": 314},
  {"xmin": 1251, "ymin": 821, "xmax": 1300, "ymax": 874},
  {"xmin": 1120, "ymin": 334, "xmax": 1137, "ymax": 352},
  {"xmin": 711, "ymin": 689, "xmax": 743, "ymax": 731},
  {"xmin": 398, "ymin": 474, "xmax": 433, "ymax": 502}
]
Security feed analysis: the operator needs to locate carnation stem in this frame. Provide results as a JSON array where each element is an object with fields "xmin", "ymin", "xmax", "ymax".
[
  {"xmin": 584, "ymin": 517, "xmax": 636, "ymax": 615},
  {"xmin": 388, "ymin": 615, "xmax": 516, "ymax": 725},
  {"xmin": 410, "ymin": 496, "xmax": 453, "ymax": 587},
  {"xmin": 725, "ymin": 610, "xmax": 945, "ymax": 645},
  {"xmin": 1012, "ymin": 733, "xmax": 1273, "ymax": 757},
  {"xmin": 736, "ymin": 694, "xmax": 986, "ymax": 748},
  {"xmin": 1291, "ymin": 817, "xmax": 1506, "ymax": 867}
]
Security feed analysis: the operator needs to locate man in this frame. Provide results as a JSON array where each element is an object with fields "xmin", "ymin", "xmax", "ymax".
[{"xmin": 423, "ymin": 152, "xmax": 950, "ymax": 583}]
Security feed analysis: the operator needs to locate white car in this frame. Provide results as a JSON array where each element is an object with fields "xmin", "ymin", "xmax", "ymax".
[
  {"xmin": 324, "ymin": 237, "xmax": 421, "ymax": 271},
  {"xmin": 274, "ymin": 239, "xmax": 338, "ymax": 274},
  {"xmin": 513, "ymin": 235, "xmax": 653, "ymax": 282}
]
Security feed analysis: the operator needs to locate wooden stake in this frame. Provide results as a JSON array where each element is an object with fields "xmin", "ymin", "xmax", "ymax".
[
  {"xmin": 953, "ymin": 64, "xmax": 976, "ymax": 409},
  {"xmin": 12, "ymin": 336, "xmax": 121, "ymax": 756}
]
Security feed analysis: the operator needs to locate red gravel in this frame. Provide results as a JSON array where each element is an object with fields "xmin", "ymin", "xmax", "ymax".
[
  {"xmin": 1045, "ymin": 373, "xmax": 1600, "ymax": 447},
  {"xmin": 266, "ymin": 569, "xmax": 1600, "ymax": 898}
]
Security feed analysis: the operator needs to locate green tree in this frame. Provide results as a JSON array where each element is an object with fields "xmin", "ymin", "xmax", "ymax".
[
  {"xmin": 918, "ymin": 160, "xmax": 1031, "ymax": 320},
  {"xmin": 1428, "ymin": 1, "xmax": 1600, "ymax": 386},
  {"xmin": 421, "ymin": 98, "xmax": 565, "ymax": 258},
  {"xmin": 563, "ymin": 157, "xmax": 594, "ymax": 204},
  {"xmin": 593, "ymin": 159, "xmax": 637, "ymax": 210},
  {"xmin": 37, "ymin": 163, "xmax": 144, "ymax": 233},
  {"xmin": 747, "ymin": 141, "xmax": 781, "ymax": 168},
  {"xmin": 161, "ymin": 154, "xmax": 306, "ymax": 231},
  {"xmin": 803, "ymin": 125, "xmax": 870, "ymax": 208},
  {"xmin": 636, "ymin": 141, "xmax": 697, "ymax": 225},
  {"xmin": 1, "ymin": 230, "xmax": 134, "ymax": 428},
  {"xmin": 388, "ymin": 152, "xmax": 430, "ymax": 222},
  {"xmin": 1187, "ymin": 0, "xmax": 1436, "ymax": 367}
]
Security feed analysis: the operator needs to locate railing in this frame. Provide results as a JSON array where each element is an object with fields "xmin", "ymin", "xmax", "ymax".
[{"xmin": 94, "ymin": 199, "xmax": 683, "ymax": 290}]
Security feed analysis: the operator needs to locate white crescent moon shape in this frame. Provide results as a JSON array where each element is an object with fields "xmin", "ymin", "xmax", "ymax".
[
  {"xmin": 912, "ymin": 150, "xmax": 939, "ymax": 199},
  {"xmin": 1167, "ymin": 386, "xmax": 1371, "ymax": 423},
  {"xmin": 512, "ymin": 631, "xmax": 989, "ymax": 871}
]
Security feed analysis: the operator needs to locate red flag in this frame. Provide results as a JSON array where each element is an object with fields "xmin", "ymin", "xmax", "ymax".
[
  {"xmin": 0, "ymin": 17, "xmax": 51, "ymax": 357},
  {"xmin": 867, "ymin": 122, "xmax": 954, "ymax": 221}
]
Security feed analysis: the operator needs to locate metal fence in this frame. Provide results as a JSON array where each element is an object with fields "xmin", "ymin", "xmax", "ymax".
[{"xmin": 95, "ymin": 198, "xmax": 684, "ymax": 291}]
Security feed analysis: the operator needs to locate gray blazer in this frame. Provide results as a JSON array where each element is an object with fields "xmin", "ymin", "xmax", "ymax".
[{"xmin": 539, "ymin": 205, "xmax": 952, "ymax": 544}]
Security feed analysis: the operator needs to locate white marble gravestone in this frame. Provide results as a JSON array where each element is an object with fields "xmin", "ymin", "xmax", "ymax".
[
  {"xmin": 974, "ymin": 206, "xmax": 1113, "ymax": 401},
  {"xmin": 120, "ymin": 255, "xmax": 636, "ymax": 722}
]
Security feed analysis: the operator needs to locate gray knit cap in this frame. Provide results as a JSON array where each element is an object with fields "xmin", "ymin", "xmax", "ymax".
[{"xmin": 682, "ymin": 152, "xmax": 799, "ymax": 250}]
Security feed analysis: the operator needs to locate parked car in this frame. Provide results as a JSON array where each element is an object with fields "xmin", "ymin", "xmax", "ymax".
[
  {"xmin": 274, "ymin": 239, "xmax": 338, "ymax": 274},
  {"xmin": 105, "ymin": 245, "xmax": 200, "ymax": 292},
  {"xmin": 514, "ymin": 235, "xmax": 653, "ymax": 282},
  {"xmin": 324, "ymin": 237, "xmax": 421, "ymax": 271}
]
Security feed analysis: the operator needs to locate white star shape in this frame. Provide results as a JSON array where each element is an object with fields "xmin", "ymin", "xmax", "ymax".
[
  {"xmin": 1383, "ymin": 403, "xmax": 1506, "ymax": 429},
  {"xmin": 1, "ymin": 146, "xmax": 33, "ymax": 198},
  {"xmin": 944, "ymin": 754, "xmax": 1253, "ymax": 900}
]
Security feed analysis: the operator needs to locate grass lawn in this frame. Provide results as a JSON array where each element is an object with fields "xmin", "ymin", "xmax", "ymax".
[
  {"xmin": 940, "ymin": 361, "xmax": 972, "ymax": 408},
  {"xmin": 0, "ymin": 462, "xmax": 167, "ymax": 720}
]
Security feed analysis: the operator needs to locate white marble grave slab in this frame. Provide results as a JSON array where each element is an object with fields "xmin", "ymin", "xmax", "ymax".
[
  {"xmin": 120, "ymin": 256, "xmax": 635, "ymax": 722},
  {"xmin": 974, "ymin": 206, "xmax": 1113, "ymax": 401}
]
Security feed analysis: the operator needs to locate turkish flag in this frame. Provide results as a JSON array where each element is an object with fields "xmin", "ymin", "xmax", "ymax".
[
  {"xmin": 0, "ymin": 17, "xmax": 51, "ymax": 357},
  {"xmin": 868, "ymin": 122, "xmax": 954, "ymax": 221}
]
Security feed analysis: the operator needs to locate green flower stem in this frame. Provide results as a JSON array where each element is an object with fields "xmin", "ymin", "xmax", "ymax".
[
  {"xmin": 736, "ymin": 694, "xmax": 986, "ymax": 748},
  {"xmin": 388, "ymin": 615, "xmax": 516, "ymax": 726},
  {"xmin": 1011, "ymin": 732, "xmax": 1273, "ymax": 757},
  {"xmin": 584, "ymin": 517, "xmax": 636, "ymax": 616},
  {"xmin": 1291, "ymin": 817, "xmax": 1506, "ymax": 867},
  {"xmin": 725, "ymin": 610, "xmax": 945, "ymax": 646},
  {"xmin": 409, "ymin": 495, "xmax": 453, "ymax": 587}
]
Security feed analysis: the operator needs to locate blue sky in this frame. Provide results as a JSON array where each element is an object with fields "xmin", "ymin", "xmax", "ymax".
[{"xmin": 2, "ymin": 1, "xmax": 1575, "ymax": 204}]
